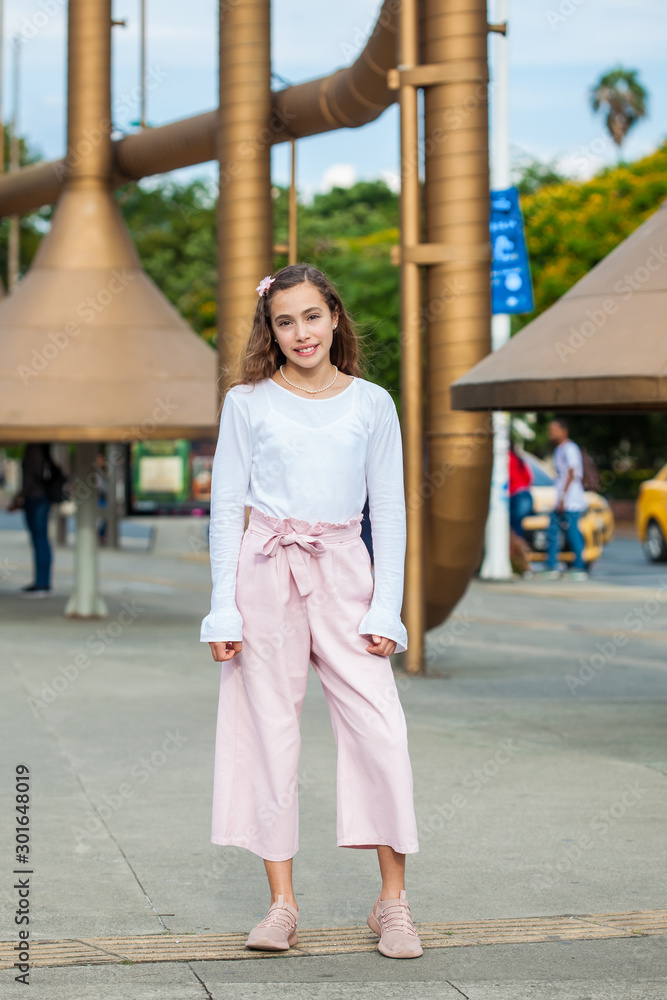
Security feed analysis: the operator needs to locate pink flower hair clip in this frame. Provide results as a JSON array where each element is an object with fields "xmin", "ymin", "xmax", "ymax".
[{"xmin": 256, "ymin": 275, "xmax": 276, "ymax": 297}]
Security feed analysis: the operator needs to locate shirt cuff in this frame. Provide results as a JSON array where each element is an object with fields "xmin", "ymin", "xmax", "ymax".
[
  {"xmin": 358, "ymin": 606, "xmax": 408, "ymax": 654},
  {"xmin": 200, "ymin": 609, "xmax": 244, "ymax": 644}
]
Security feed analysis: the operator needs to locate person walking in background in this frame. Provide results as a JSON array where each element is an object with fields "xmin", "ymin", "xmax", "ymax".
[
  {"xmin": 508, "ymin": 442, "xmax": 534, "ymax": 539},
  {"xmin": 9, "ymin": 442, "xmax": 55, "ymax": 597},
  {"xmin": 543, "ymin": 418, "xmax": 588, "ymax": 580}
]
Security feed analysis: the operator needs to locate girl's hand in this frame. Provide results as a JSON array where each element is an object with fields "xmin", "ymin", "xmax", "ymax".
[
  {"xmin": 209, "ymin": 641, "xmax": 243, "ymax": 662},
  {"xmin": 366, "ymin": 634, "xmax": 397, "ymax": 657}
]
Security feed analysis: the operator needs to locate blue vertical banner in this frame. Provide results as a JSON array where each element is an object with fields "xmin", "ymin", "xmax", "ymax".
[{"xmin": 490, "ymin": 186, "xmax": 534, "ymax": 315}]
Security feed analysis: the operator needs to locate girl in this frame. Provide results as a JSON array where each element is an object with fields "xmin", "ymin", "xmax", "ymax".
[{"xmin": 200, "ymin": 263, "xmax": 422, "ymax": 960}]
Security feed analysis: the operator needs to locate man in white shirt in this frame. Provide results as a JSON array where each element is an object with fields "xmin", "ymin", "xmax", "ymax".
[{"xmin": 543, "ymin": 417, "xmax": 588, "ymax": 579}]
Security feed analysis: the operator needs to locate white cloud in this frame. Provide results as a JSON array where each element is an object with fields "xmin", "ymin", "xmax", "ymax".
[
  {"xmin": 379, "ymin": 169, "xmax": 400, "ymax": 193},
  {"xmin": 320, "ymin": 163, "xmax": 357, "ymax": 191}
]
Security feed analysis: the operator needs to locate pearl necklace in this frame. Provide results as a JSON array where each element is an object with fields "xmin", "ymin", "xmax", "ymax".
[{"xmin": 279, "ymin": 363, "xmax": 339, "ymax": 394}]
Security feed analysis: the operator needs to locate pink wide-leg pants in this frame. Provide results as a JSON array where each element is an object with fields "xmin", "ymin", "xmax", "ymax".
[{"xmin": 211, "ymin": 506, "xmax": 420, "ymax": 862}]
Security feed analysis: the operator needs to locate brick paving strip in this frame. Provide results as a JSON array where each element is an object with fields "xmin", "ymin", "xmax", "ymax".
[{"xmin": 1, "ymin": 910, "xmax": 665, "ymax": 968}]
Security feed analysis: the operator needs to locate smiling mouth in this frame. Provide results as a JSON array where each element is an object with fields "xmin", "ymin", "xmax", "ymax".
[{"xmin": 294, "ymin": 345, "xmax": 318, "ymax": 355}]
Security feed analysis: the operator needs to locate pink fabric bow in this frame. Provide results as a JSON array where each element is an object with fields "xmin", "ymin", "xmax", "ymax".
[
  {"xmin": 256, "ymin": 275, "xmax": 276, "ymax": 297},
  {"xmin": 261, "ymin": 530, "xmax": 326, "ymax": 597}
]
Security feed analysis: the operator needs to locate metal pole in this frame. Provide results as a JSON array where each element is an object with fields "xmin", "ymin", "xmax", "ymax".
[
  {"xmin": 398, "ymin": 0, "xmax": 425, "ymax": 675},
  {"xmin": 8, "ymin": 33, "xmax": 19, "ymax": 292},
  {"xmin": 140, "ymin": 0, "xmax": 146, "ymax": 128},
  {"xmin": 288, "ymin": 137, "xmax": 297, "ymax": 264},
  {"xmin": 0, "ymin": 0, "xmax": 5, "ymax": 299},
  {"xmin": 65, "ymin": 443, "xmax": 108, "ymax": 617},
  {"xmin": 421, "ymin": 0, "xmax": 494, "ymax": 622},
  {"xmin": 480, "ymin": 0, "xmax": 512, "ymax": 580},
  {"xmin": 105, "ymin": 442, "xmax": 122, "ymax": 548},
  {"xmin": 217, "ymin": 0, "xmax": 272, "ymax": 387},
  {"xmin": 62, "ymin": 0, "xmax": 113, "ymax": 616},
  {"xmin": 0, "ymin": 0, "xmax": 4, "ymax": 172}
]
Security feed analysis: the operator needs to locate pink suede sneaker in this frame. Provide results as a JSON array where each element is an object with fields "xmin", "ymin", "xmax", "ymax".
[
  {"xmin": 367, "ymin": 889, "xmax": 423, "ymax": 958},
  {"xmin": 245, "ymin": 894, "xmax": 299, "ymax": 951}
]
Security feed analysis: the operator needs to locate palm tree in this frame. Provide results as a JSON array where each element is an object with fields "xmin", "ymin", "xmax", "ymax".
[{"xmin": 589, "ymin": 67, "xmax": 648, "ymax": 154}]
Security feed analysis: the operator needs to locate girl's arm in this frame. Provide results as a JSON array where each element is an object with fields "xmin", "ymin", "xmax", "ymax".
[
  {"xmin": 358, "ymin": 391, "xmax": 409, "ymax": 654},
  {"xmin": 200, "ymin": 390, "xmax": 252, "ymax": 645}
]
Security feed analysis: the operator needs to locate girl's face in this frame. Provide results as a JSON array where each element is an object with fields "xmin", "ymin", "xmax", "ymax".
[{"xmin": 269, "ymin": 282, "xmax": 339, "ymax": 372}]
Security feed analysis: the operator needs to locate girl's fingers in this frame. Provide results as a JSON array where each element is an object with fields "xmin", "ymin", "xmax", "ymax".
[
  {"xmin": 365, "ymin": 635, "xmax": 396, "ymax": 656},
  {"xmin": 209, "ymin": 641, "xmax": 243, "ymax": 662}
]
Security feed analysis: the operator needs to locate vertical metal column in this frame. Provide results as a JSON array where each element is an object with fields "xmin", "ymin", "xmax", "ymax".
[
  {"xmin": 288, "ymin": 137, "xmax": 297, "ymax": 264},
  {"xmin": 61, "ymin": 0, "xmax": 113, "ymax": 617},
  {"xmin": 397, "ymin": 0, "xmax": 426, "ymax": 676},
  {"xmin": 8, "ymin": 34, "xmax": 20, "ymax": 292},
  {"xmin": 65, "ymin": 442, "xmax": 108, "ymax": 618},
  {"xmin": 480, "ymin": 3, "xmax": 512, "ymax": 580},
  {"xmin": 421, "ymin": 0, "xmax": 493, "ymax": 626},
  {"xmin": 0, "ymin": 0, "xmax": 5, "ymax": 299},
  {"xmin": 217, "ymin": 0, "xmax": 273, "ymax": 389},
  {"xmin": 390, "ymin": 0, "xmax": 494, "ymax": 669}
]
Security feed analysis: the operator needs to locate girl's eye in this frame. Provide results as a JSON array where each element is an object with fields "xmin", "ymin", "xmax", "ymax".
[{"xmin": 279, "ymin": 315, "xmax": 319, "ymax": 326}]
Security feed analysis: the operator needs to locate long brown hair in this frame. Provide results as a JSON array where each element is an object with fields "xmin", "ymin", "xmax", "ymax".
[{"xmin": 216, "ymin": 263, "xmax": 369, "ymax": 421}]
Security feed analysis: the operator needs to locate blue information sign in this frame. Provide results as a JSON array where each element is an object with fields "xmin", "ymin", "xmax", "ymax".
[{"xmin": 490, "ymin": 186, "xmax": 534, "ymax": 315}]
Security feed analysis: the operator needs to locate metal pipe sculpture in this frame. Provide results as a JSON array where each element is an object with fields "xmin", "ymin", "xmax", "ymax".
[
  {"xmin": 0, "ymin": 0, "xmax": 495, "ymax": 655},
  {"xmin": 419, "ymin": 0, "xmax": 493, "ymax": 630}
]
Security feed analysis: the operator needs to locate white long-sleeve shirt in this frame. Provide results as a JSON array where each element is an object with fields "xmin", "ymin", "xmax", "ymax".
[{"xmin": 199, "ymin": 375, "xmax": 409, "ymax": 653}]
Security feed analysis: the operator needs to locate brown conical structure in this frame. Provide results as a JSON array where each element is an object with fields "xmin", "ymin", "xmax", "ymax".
[
  {"xmin": 0, "ymin": 0, "xmax": 217, "ymax": 444},
  {"xmin": 450, "ymin": 198, "xmax": 667, "ymax": 412}
]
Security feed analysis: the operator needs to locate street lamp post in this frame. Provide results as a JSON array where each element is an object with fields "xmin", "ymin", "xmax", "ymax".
[
  {"xmin": 8, "ymin": 33, "xmax": 20, "ymax": 292},
  {"xmin": 480, "ymin": 0, "xmax": 513, "ymax": 581}
]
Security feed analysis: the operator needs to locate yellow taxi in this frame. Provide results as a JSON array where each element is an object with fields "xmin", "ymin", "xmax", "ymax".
[
  {"xmin": 636, "ymin": 463, "xmax": 667, "ymax": 562},
  {"xmin": 518, "ymin": 451, "xmax": 614, "ymax": 567}
]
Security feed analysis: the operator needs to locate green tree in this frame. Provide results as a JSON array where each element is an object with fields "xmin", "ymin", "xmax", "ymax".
[
  {"xmin": 589, "ymin": 66, "xmax": 648, "ymax": 154},
  {"xmin": 114, "ymin": 179, "xmax": 218, "ymax": 344},
  {"xmin": 512, "ymin": 149, "xmax": 566, "ymax": 195},
  {"xmin": 0, "ymin": 127, "xmax": 52, "ymax": 286}
]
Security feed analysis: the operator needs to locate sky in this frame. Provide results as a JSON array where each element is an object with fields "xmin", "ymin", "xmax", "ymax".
[{"xmin": 4, "ymin": 0, "xmax": 666, "ymax": 203}]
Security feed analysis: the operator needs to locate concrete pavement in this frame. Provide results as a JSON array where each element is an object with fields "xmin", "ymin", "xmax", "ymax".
[{"xmin": 0, "ymin": 519, "xmax": 666, "ymax": 999}]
